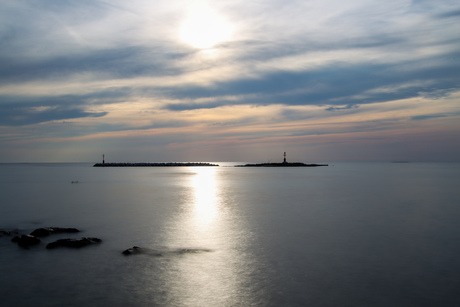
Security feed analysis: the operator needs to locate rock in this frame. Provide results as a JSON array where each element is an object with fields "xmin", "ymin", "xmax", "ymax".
[
  {"xmin": 30, "ymin": 227, "xmax": 80, "ymax": 237},
  {"xmin": 1, "ymin": 229, "xmax": 19, "ymax": 237},
  {"xmin": 122, "ymin": 246, "xmax": 144, "ymax": 255},
  {"xmin": 46, "ymin": 237, "xmax": 102, "ymax": 249},
  {"xmin": 121, "ymin": 246, "xmax": 212, "ymax": 256},
  {"xmin": 15, "ymin": 235, "xmax": 41, "ymax": 247},
  {"xmin": 29, "ymin": 228, "xmax": 51, "ymax": 237}
]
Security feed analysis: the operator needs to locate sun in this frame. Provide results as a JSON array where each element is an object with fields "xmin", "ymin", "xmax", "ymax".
[{"xmin": 179, "ymin": 7, "xmax": 232, "ymax": 49}]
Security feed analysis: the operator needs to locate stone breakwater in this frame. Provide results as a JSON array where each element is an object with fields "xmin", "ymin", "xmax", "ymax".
[
  {"xmin": 94, "ymin": 162, "xmax": 219, "ymax": 167},
  {"xmin": 235, "ymin": 162, "xmax": 328, "ymax": 167}
]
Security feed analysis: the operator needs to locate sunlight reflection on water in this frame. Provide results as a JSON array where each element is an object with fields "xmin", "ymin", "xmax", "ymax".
[
  {"xmin": 191, "ymin": 167, "xmax": 219, "ymax": 230},
  {"xmin": 156, "ymin": 167, "xmax": 258, "ymax": 306}
]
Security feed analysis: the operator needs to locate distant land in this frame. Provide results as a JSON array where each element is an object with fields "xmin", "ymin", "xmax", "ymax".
[
  {"xmin": 93, "ymin": 153, "xmax": 327, "ymax": 167},
  {"xmin": 235, "ymin": 162, "xmax": 328, "ymax": 167},
  {"xmin": 93, "ymin": 162, "xmax": 219, "ymax": 167}
]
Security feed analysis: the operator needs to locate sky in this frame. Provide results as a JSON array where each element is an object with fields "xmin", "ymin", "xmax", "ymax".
[{"xmin": 0, "ymin": 0, "xmax": 459, "ymax": 162}]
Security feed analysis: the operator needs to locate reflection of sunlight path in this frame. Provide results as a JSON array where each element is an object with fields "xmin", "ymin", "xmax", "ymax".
[
  {"xmin": 191, "ymin": 167, "xmax": 219, "ymax": 232},
  {"xmin": 158, "ymin": 167, "xmax": 257, "ymax": 305}
]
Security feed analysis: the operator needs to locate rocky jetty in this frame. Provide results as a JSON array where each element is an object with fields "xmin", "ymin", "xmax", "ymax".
[
  {"xmin": 235, "ymin": 162, "xmax": 328, "ymax": 167},
  {"xmin": 94, "ymin": 162, "xmax": 219, "ymax": 167}
]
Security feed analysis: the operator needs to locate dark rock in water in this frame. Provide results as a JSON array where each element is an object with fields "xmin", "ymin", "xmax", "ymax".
[
  {"xmin": 29, "ymin": 228, "xmax": 52, "ymax": 237},
  {"xmin": 175, "ymin": 248, "xmax": 212, "ymax": 254},
  {"xmin": 122, "ymin": 246, "xmax": 164, "ymax": 256},
  {"xmin": 122, "ymin": 246, "xmax": 212, "ymax": 257},
  {"xmin": 46, "ymin": 237, "xmax": 102, "ymax": 249},
  {"xmin": 1, "ymin": 229, "xmax": 19, "ymax": 237},
  {"xmin": 30, "ymin": 227, "xmax": 80, "ymax": 237},
  {"xmin": 15, "ymin": 235, "xmax": 41, "ymax": 247},
  {"xmin": 122, "ymin": 246, "xmax": 144, "ymax": 255}
]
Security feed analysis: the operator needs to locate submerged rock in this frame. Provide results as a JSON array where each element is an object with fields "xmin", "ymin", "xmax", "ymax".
[
  {"xmin": 0, "ymin": 229, "xmax": 19, "ymax": 237},
  {"xmin": 30, "ymin": 227, "xmax": 80, "ymax": 237},
  {"xmin": 13, "ymin": 235, "xmax": 41, "ymax": 247},
  {"xmin": 121, "ymin": 246, "xmax": 212, "ymax": 257},
  {"xmin": 46, "ymin": 237, "xmax": 102, "ymax": 249},
  {"xmin": 122, "ymin": 246, "xmax": 144, "ymax": 255}
]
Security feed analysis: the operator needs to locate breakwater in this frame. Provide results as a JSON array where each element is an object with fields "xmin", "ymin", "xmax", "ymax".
[
  {"xmin": 93, "ymin": 162, "xmax": 219, "ymax": 167},
  {"xmin": 235, "ymin": 162, "xmax": 328, "ymax": 167}
]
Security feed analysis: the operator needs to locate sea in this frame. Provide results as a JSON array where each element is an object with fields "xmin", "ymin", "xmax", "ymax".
[{"xmin": 0, "ymin": 162, "xmax": 459, "ymax": 307}]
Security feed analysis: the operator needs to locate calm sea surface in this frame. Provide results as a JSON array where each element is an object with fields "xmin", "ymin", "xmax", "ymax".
[{"xmin": 1, "ymin": 162, "xmax": 459, "ymax": 306}]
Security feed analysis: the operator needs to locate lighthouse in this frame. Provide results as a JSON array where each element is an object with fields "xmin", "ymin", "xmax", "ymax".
[{"xmin": 283, "ymin": 152, "xmax": 287, "ymax": 163}]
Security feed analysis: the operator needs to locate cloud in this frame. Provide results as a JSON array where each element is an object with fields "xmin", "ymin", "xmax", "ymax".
[
  {"xmin": 436, "ymin": 9, "xmax": 460, "ymax": 19},
  {"xmin": 0, "ymin": 95, "xmax": 108, "ymax": 126},
  {"xmin": 161, "ymin": 50, "xmax": 460, "ymax": 110},
  {"xmin": 326, "ymin": 105, "xmax": 359, "ymax": 112},
  {"xmin": 411, "ymin": 114, "xmax": 448, "ymax": 121},
  {"xmin": 0, "ymin": 105, "xmax": 106, "ymax": 127},
  {"xmin": 0, "ymin": 46, "xmax": 192, "ymax": 85}
]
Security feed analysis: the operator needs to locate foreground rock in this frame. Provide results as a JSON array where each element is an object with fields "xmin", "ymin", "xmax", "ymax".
[
  {"xmin": 46, "ymin": 237, "xmax": 102, "ymax": 249},
  {"xmin": 12, "ymin": 235, "xmax": 41, "ymax": 248},
  {"xmin": 122, "ymin": 246, "xmax": 212, "ymax": 256},
  {"xmin": 122, "ymin": 246, "xmax": 144, "ymax": 255},
  {"xmin": 30, "ymin": 227, "xmax": 80, "ymax": 237}
]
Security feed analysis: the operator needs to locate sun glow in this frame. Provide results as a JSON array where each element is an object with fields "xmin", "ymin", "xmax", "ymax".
[{"xmin": 179, "ymin": 7, "xmax": 232, "ymax": 49}]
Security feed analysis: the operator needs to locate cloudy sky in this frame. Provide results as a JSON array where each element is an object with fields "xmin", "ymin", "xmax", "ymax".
[{"xmin": 1, "ymin": 0, "xmax": 459, "ymax": 162}]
